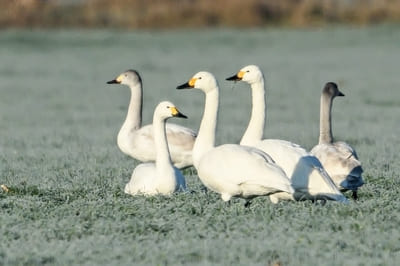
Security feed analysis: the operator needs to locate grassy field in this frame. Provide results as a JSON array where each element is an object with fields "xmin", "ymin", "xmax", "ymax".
[{"xmin": 1, "ymin": 26, "xmax": 400, "ymax": 265}]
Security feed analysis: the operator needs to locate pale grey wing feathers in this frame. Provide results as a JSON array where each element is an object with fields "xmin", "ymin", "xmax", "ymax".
[
  {"xmin": 311, "ymin": 142, "xmax": 364, "ymax": 191},
  {"xmin": 240, "ymin": 145, "xmax": 276, "ymax": 164},
  {"xmin": 334, "ymin": 141, "xmax": 359, "ymax": 160}
]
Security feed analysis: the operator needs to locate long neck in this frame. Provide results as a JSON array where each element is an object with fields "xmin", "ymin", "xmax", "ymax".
[
  {"xmin": 153, "ymin": 115, "xmax": 173, "ymax": 169},
  {"xmin": 319, "ymin": 93, "xmax": 334, "ymax": 144},
  {"xmin": 193, "ymin": 89, "xmax": 219, "ymax": 168},
  {"xmin": 153, "ymin": 115, "xmax": 176, "ymax": 192},
  {"xmin": 240, "ymin": 80, "xmax": 265, "ymax": 146},
  {"xmin": 122, "ymin": 83, "xmax": 143, "ymax": 131}
]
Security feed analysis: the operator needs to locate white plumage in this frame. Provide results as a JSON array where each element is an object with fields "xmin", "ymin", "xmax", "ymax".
[
  {"xmin": 311, "ymin": 82, "xmax": 364, "ymax": 199},
  {"xmin": 226, "ymin": 65, "xmax": 348, "ymax": 203},
  {"xmin": 177, "ymin": 71, "xmax": 294, "ymax": 203},
  {"xmin": 124, "ymin": 101, "xmax": 187, "ymax": 196},
  {"xmin": 107, "ymin": 70, "xmax": 196, "ymax": 169}
]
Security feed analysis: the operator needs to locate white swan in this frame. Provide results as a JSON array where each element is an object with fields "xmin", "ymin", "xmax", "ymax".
[
  {"xmin": 226, "ymin": 65, "xmax": 348, "ymax": 203},
  {"xmin": 107, "ymin": 70, "xmax": 196, "ymax": 169},
  {"xmin": 311, "ymin": 82, "xmax": 364, "ymax": 199},
  {"xmin": 124, "ymin": 101, "xmax": 187, "ymax": 196},
  {"xmin": 176, "ymin": 71, "xmax": 294, "ymax": 204}
]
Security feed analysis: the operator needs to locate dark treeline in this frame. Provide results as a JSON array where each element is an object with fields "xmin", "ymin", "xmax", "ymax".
[{"xmin": 2, "ymin": 0, "xmax": 400, "ymax": 28}]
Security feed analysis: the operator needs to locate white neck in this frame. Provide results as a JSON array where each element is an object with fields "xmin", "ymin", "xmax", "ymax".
[
  {"xmin": 117, "ymin": 82, "xmax": 143, "ymax": 153},
  {"xmin": 153, "ymin": 113, "xmax": 177, "ymax": 192},
  {"xmin": 319, "ymin": 93, "xmax": 334, "ymax": 144},
  {"xmin": 240, "ymin": 80, "xmax": 265, "ymax": 146},
  {"xmin": 193, "ymin": 89, "xmax": 219, "ymax": 168},
  {"xmin": 153, "ymin": 115, "xmax": 173, "ymax": 171}
]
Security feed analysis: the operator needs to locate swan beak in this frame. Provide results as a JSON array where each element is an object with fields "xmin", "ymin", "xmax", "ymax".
[
  {"xmin": 106, "ymin": 75, "xmax": 122, "ymax": 84},
  {"xmin": 226, "ymin": 71, "xmax": 245, "ymax": 81},
  {"xmin": 176, "ymin": 82, "xmax": 191, "ymax": 89},
  {"xmin": 338, "ymin": 91, "xmax": 345, "ymax": 97},
  {"xmin": 107, "ymin": 79, "xmax": 119, "ymax": 84},
  {"xmin": 176, "ymin": 78, "xmax": 196, "ymax": 90},
  {"xmin": 171, "ymin": 107, "xmax": 187, "ymax": 119}
]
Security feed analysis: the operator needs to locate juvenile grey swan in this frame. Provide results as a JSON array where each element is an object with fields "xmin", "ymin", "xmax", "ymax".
[
  {"xmin": 124, "ymin": 101, "xmax": 187, "ymax": 195},
  {"xmin": 311, "ymin": 82, "xmax": 364, "ymax": 199},
  {"xmin": 107, "ymin": 70, "xmax": 196, "ymax": 169},
  {"xmin": 226, "ymin": 65, "xmax": 348, "ymax": 203}
]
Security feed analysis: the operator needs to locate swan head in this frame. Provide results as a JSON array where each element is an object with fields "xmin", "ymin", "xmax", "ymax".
[
  {"xmin": 107, "ymin": 69, "xmax": 142, "ymax": 86},
  {"xmin": 226, "ymin": 65, "xmax": 264, "ymax": 85},
  {"xmin": 176, "ymin": 71, "xmax": 218, "ymax": 93},
  {"xmin": 323, "ymin": 82, "xmax": 345, "ymax": 98},
  {"xmin": 155, "ymin": 101, "xmax": 187, "ymax": 120}
]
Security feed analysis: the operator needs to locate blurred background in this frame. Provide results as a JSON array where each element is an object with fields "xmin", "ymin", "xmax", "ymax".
[{"xmin": 2, "ymin": 0, "xmax": 400, "ymax": 29}]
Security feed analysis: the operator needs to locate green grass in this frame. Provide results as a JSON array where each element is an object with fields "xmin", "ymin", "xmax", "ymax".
[{"xmin": 1, "ymin": 26, "xmax": 400, "ymax": 265}]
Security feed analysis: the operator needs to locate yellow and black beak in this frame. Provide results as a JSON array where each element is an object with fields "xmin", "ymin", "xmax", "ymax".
[
  {"xmin": 226, "ymin": 70, "xmax": 245, "ymax": 81},
  {"xmin": 176, "ymin": 77, "xmax": 197, "ymax": 90},
  {"xmin": 170, "ymin": 107, "xmax": 187, "ymax": 119},
  {"xmin": 106, "ymin": 75, "xmax": 122, "ymax": 84}
]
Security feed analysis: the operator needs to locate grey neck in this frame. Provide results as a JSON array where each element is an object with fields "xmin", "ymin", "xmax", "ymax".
[
  {"xmin": 124, "ymin": 82, "xmax": 143, "ymax": 131},
  {"xmin": 319, "ymin": 92, "xmax": 334, "ymax": 144}
]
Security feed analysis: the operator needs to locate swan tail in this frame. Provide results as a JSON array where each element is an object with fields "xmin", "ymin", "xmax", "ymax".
[{"xmin": 340, "ymin": 166, "xmax": 364, "ymax": 191}]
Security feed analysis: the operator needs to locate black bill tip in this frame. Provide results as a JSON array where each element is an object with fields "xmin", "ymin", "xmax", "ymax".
[
  {"xmin": 107, "ymin": 79, "xmax": 119, "ymax": 84},
  {"xmin": 176, "ymin": 82, "xmax": 192, "ymax": 90},
  {"xmin": 226, "ymin": 74, "xmax": 241, "ymax": 81},
  {"xmin": 175, "ymin": 112, "xmax": 188, "ymax": 119}
]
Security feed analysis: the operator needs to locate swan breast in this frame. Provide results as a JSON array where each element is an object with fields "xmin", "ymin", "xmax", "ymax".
[
  {"xmin": 124, "ymin": 163, "xmax": 158, "ymax": 195},
  {"xmin": 124, "ymin": 163, "xmax": 186, "ymax": 196}
]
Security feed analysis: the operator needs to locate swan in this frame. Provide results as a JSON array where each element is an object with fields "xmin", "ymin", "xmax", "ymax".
[
  {"xmin": 310, "ymin": 82, "xmax": 364, "ymax": 199},
  {"xmin": 226, "ymin": 65, "xmax": 348, "ymax": 203},
  {"xmin": 107, "ymin": 70, "xmax": 196, "ymax": 169},
  {"xmin": 124, "ymin": 101, "xmax": 187, "ymax": 196},
  {"xmin": 176, "ymin": 71, "xmax": 294, "ymax": 204}
]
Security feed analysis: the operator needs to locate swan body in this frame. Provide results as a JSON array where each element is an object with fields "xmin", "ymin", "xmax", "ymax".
[
  {"xmin": 107, "ymin": 70, "xmax": 196, "ymax": 169},
  {"xmin": 177, "ymin": 71, "xmax": 294, "ymax": 203},
  {"xmin": 196, "ymin": 144, "xmax": 294, "ymax": 202},
  {"xmin": 311, "ymin": 82, "xmax": 364, "ymax": 198},
  {"xmin": 226, "ymin": 65, "xmax": 347, "ymax": 203},
  {"xmin": 124, "ymin": 101, "xmax": 187, "ymax": 196}
]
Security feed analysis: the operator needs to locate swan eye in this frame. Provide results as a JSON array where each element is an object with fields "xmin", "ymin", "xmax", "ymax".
[
  {"xmin": 198, "ymin": 77, "xmax": 202, "ymax": 80},
  {"xmin": 246, "ymin": 70, "xmax": 250, "ymax": 73}
]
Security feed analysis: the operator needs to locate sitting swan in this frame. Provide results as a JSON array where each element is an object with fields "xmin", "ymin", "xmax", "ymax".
[
  {"xmin": 226, "ymin": 65, "xmax": 347, "ymax": 203},
  {"xmin": 311, "ymin": 82, "xmax": 364, "ymax": 199},
  {"xmin": 177, "ymin": 71, "xmax": 294, "ymax": 204},
  {"xmin": 124, "ymin": 101, "xmax": 187, "ymax": 196},
  {"xmin": 107, "ymin": 70, "xmax": 196, "ymax": 169}
]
